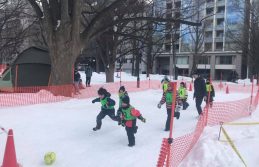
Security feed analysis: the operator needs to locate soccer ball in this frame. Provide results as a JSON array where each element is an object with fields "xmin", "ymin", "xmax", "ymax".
[{"xmin": 44, "ymin": 152, "xmax": 56, "ymax": 165}]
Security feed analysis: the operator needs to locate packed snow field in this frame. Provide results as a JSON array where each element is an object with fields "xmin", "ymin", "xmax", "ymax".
[{"xmin": 0, "ymin": 73, "xmax": 258, "ymax": 167}]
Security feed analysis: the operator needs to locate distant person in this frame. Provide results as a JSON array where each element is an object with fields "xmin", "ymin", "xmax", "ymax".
[
  {"xmin": 178, "ymin": 82, "xmax": 189, "ymax": 110},
  {"xmin": 205, "ymin": 80, "xmax": 215, "ymax": 108},
  {"xmin": 85, "ymin": 64, "xmax": 93, "ymax": 87},
  {"xmin": 161, "ymin": 76, "xmax": 170, "ymax": 93},
  {"xmin": 117, "ymin": 86, "xmax": 129, "ymax": 125},
  {"xmin": 74, "ymin": 69, "xmax": 81, "ymax": 94},
  {"xmin": 193, "ymin": 71, "xmax": 207, "ymax": 116}
]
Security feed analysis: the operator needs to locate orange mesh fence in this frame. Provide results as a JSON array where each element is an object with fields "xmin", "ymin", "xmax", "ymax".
[
  {"xmin": 0, "ymin": 85, "xmax": 74, "ymax": 107},
  {"xmin": 0, "ymin": 64, "xmax": 7, "ymax": 75},
  {"xmin": 0, "ymin": 80, "xmax": 162, "ymax": 107},
  {"xmin": 157, "ymin": 85, "xmax": 259, "ymax": 167},
  {"xmin": 0, "ymin": 78, "xmax": 258, "ymax": 167}
]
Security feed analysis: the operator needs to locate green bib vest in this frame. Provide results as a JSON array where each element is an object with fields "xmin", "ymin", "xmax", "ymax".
[
  {"xmin": 122, "ymin": 106, "xmax": 135, "ymax": 121},
  {"xmin": 163, "ymin": 82, "xmax": 169, "ymax": 92},
  {"xmin": 101, "ymin": 97, "xmax": 114, "ymax": 109},
  {"xmin": 118, "ymin": 93, "xmax": 126, "ymax": 108},
  {"xmin": 178, "ymin": 87, "xmax": 186, "ymax": 99},
  {"xmin": 165, "ymin": 92, "xmax": 173, "ymax": 104},
  {"xmin": 206, "ymin": 84, "xmax": 212, "ymax": 92}
]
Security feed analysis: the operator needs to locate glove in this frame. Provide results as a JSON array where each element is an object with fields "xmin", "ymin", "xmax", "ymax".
[
  {"xmin": 141, "ymin": 118, "xmax": 146, "ymax": 123},
  {"xmin": 157, "ymin": 103, "xmax": 161, "ymax": 109},
  {"xmin": 120, "ymin": 120, "xmax": 125, "ymax": 127},
  {"xmin": 138, "ymin": 115, "xmax": 146, "ymax": 123}
]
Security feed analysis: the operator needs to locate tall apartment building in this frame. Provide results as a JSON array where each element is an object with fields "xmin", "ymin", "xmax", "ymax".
[{"xmin": 154, "ymin": 0, "xmax": 243, "ymax": 80}]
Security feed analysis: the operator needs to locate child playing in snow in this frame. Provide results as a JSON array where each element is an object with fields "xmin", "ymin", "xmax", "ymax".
[
  {"xmin": 117, "ymin": 86, "xmax": 129, "ymax": 125},
  {"xmin": 205, "ymin": 80, "xmax": 215, "ymax": 107},
  {"xmin": 157, "ymin": 83, "xmax": 180, "ymax": 131},
  {"xmin": 92, "ymin": 87, "xmax": 117, "ymax": 131},
  {"xmin": 178, "ymin": 82, "xmax": 189, "ymax": 110},
  {"xmin": 120, "ymin": 95, "xmax": 146, "ymax": 147}
]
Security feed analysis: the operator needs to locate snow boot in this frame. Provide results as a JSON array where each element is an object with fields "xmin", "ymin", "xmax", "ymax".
[{"xmin": 93, "ymin": 127, "xmax": 100, "ymax": 131}]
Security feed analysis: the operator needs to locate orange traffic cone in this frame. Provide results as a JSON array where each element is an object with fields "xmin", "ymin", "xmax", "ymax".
[
  {"xmin": 226, "ymin": 86, "xmax": 229, "ymax": 94},
  {"xmin": 189, "ymin": 83, "xmax": 192, "ymax": 91},
  {"xmin": 2, "ymin": 129, "xmax": 20, "ymax": 167}
]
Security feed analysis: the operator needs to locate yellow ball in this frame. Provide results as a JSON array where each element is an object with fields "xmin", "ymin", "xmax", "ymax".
[{"xmin": 44, "ymin": 152, "xmax": 56, "ymax": 165}]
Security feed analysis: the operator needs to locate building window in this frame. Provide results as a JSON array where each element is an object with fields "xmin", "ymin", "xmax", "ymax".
[
  {"xmin": 198, "ymin": 56, "xmax": 210, "ymax": 64},
  {"xmin": 217, "ymin": 18, "xmax": 224, "ymax": 26},
  {"xmin": 218, "ymin": 56, "xmax": 233, "ymax": 64},
  {"xmin": 207, "ymin": 0, "xmax": 214, "ymax": 3},
  {"xmin": 176, "ymin": 56, "xmax": 189, "ymax": 64},
  {"xmin": 217, "ymin": 6, "xmax": 225, "ymax": 13},
  {"xmin": 205, "ymin": 31, "xmax": 213, "ymax": 37},
  {"xmin": 216, "ymin": 30, "xmax": 224, "ymax": 37},
  {"xmin": 205, "ymin": 43, "xmax": 212, "ymax": 51},
  {"xmin": 175, "ymin": 1, "xmax": 181, "ymax": 8},
  {"xmin": 215, "ymin": 42, "xmax": 223, "ymax": 50},
  {"xmin": 206, "ymin": 8, "xmax": 214, "ymax": 15},
  {"xmin": 166, "ymin": 13, "xmax": 172, "ymax": 18},
  {"xmin": 165, "ymin": 45, "xmax": 171, "ymax": 52},
  {"xmin": 165, "ymin": 33, "xmax": 171, "ymax": 40},
  {"xmin": 166, "ymin": 3, "xmax": 172, "ymax": 9},
  {"xmin": 204, "ymin": 19, "xmax": 213, "ymax": 27},
  {"xmin": 175, "ymin": 44, "xmax": 179, "ymax": 50}
]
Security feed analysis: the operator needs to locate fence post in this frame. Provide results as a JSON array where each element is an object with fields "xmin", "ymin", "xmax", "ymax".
[
  {"xmin": 166, "ymin": 82, "xmax": 177, "ymax": 167},
  {"xmin": 249, "ymin": 76, "xmax": 254, "ymax": 114}
]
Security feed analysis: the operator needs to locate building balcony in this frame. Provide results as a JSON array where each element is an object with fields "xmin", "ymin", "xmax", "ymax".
[
  {"xmin": 215, "ymin": 64, "xmax": 235, "ymax": 69},
  {"xmin": 205, "ymin": 25, "xmax": 213, "ymax": 31},
  {"xmin": 214, "ymin": 37, "xmax": 224, "ymax": 42},
  {"xmin": 206, "ymin": 2, "xmax": 214, "ymax": 8},
  {"xmin": 217, "ymin": 0, "xmax": 225, "ymax": 6},
  {"xmin": 204, "ymin": 37, "xmax": 213, "ymax": 42},
  {"xmin": 197, "ymin": 64, "xmax": 211, "ymax": 69},
  {"xmin": 216, "ymin": 13, "xmax": 225, "ymax": 18},
  {"xmin": 176, "ymin": 64, "xmax": 189, "ymax": 69},
  {"xmin": 215, "ymin": 47, "xmax": 223, "ymax": 51},
  {"xmin": 215, "ymin": 25, "xmax": 224, "ymax": 30}
]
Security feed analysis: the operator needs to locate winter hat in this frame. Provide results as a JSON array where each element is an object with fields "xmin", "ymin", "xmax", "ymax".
[
  {"xmin": 121, "ymin": 95, "xmax": 130, "ymax": 105},
  {"xmin": 119, "ymin": 86, "xmax": 125, "ymax": 92},
  {"xmin": 98, "ymin": 87, "xmax": 107, "ymax": 96}
]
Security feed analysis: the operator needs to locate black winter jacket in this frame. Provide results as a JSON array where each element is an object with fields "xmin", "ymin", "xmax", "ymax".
[{"xmin": 194, "ymin": 76, "xmax": 206, "ymax": 98}]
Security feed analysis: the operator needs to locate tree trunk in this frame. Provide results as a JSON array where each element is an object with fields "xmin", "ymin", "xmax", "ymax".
[
  {"xmin": 46, "ymin": 28, "xmax": 80, "ymax": 96},
  {"xmin": 146, "ymin": 21, "xmax": 153, "ymax": 77},
  {"xmin": 105, "ymin": 63, "xmax": 115, "ymax": 82},
  {"xmin": 241, "ymin": 0, "xmax": 251, "ymax": 79}
]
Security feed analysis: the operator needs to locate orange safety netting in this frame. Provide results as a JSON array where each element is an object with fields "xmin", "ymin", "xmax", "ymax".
[
  {"xmin": 0, "ymin": 64, "xmax": 7, "ymax": 75},
  {"xmin": 0, "ymin": 80, "xmax": 162, "ymax": 107},
  {"xmin": 157, "ymin": 83, "xmax": 259, "ymax": 167},
  {"xmin": 0, "ymin": 76, "xmax": 258, "ymax": 167}
]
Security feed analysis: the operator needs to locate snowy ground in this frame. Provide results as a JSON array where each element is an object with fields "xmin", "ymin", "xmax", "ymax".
[{"xmin": 0, "ymin": 72, "xmax": 258, "ymax": 167}]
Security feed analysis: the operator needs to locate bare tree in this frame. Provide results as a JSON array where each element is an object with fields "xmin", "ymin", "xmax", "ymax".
[
  {"xmin": 26, "ymin": 0, "xmax": 201, "ymax": 88},
  {"xmin": 225, "ymin": 0, "xmax": 259, "ymax": 79},
  {"xmin": 0, "ymin": 0, "xmax": 28, "ymax": 63}
]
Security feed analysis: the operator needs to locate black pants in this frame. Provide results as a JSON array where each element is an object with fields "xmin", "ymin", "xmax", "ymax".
[
  {"xmin": 195, "ymin": 97, "xmax": 203, "ymax": 115},
  {"xmin": 96, "ymin": 109, "xmax": 116, "ymax": 129},
  {"xmin": 181, "ymin": 99, "xmax": 189, "ymax": 110},
  {"xmin": 165, "ymin": 108, "xmax": 180, "ymax": 130},
  {"xmin": 125, "ymin": 119, "xmax": 137, "ymax": 145},
  {"xmin": 86, "ymin": 77, "xmax": 91, "ymax": 86}
]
